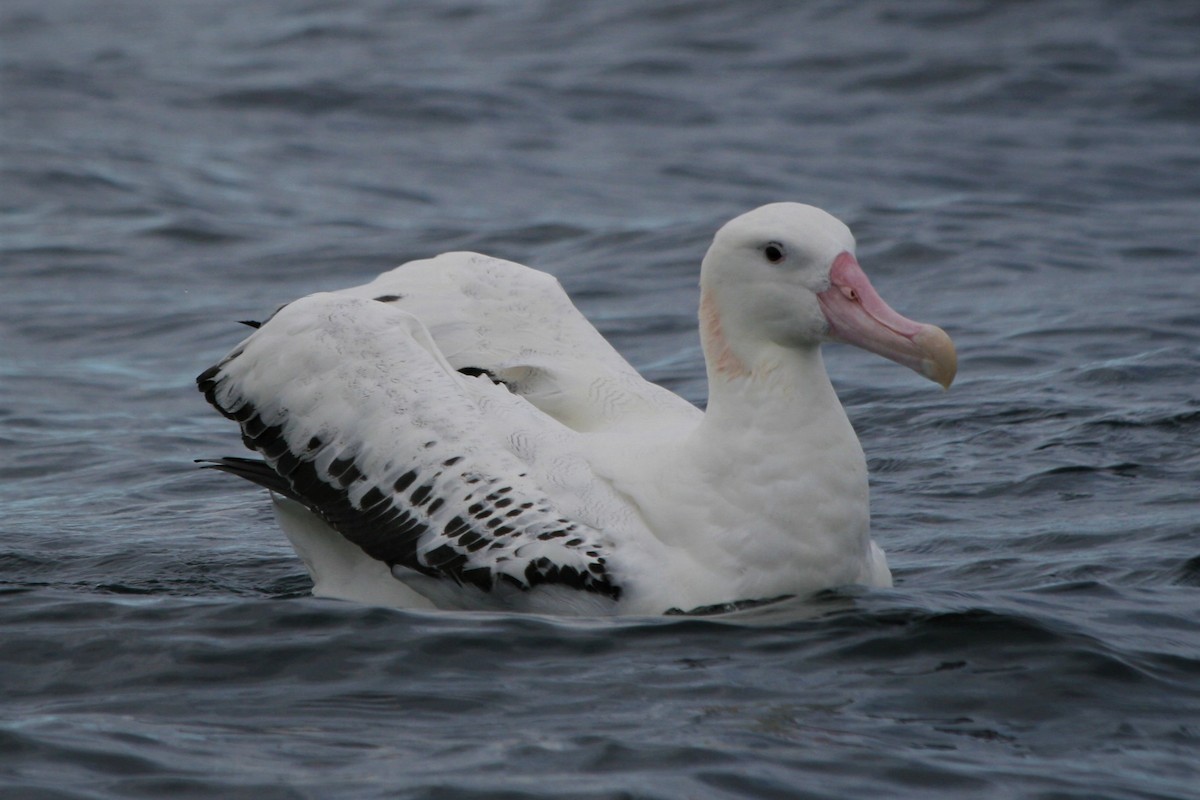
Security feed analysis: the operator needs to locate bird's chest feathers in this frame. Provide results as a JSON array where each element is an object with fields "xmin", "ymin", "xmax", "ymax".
[
  {"xmin": 604, "ymin": 369, "xmax": 871, "ymax": 590},
  {"xmin": 692, "ymin": 408, "xmax": 867, "ymax": 551}
]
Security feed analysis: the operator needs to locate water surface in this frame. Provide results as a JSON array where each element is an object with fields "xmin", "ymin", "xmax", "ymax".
[{"xmin": 2, "ymin": 1, "xmax": 1198, "ymax": 797}]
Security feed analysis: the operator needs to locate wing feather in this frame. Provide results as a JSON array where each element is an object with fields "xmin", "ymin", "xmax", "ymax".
[
  {"xmin": 197, "ymin": 293, "xmax": 622, "ymax": 604},
  {"xmin": 338, "ymin": 253, "xmax": 701, "ymax": 434}
]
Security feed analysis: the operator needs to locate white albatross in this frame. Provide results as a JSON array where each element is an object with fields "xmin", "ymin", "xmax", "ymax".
[{"xmin": 198, "ymin": 203, "xmax": 956, "ymax": 615}]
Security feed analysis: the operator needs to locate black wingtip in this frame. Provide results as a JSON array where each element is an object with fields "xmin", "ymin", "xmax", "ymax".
[
  {"xmin": 239, "ymin": 320, "xmax": 262, "ymax": 329},
  {"xmin": 196, "ymin": 456, "xmax": 300, "ymax": 501}
]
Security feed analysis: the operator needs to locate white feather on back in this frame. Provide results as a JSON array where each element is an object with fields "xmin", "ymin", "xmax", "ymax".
[{"xmin": 337, "ymin": 252, "xmax": 701, "ymax": 434}]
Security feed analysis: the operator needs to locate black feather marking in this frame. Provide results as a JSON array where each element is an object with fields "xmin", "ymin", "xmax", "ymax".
[
  {"xmin": 196, "ymin": 365, "xmax": 221, "ymax": 390},
  {"xmin": 287, "ymin": 458, "xmax": 341, "ymax": 506},
  {"xmin": 243, "ymin": 415, "xmax": 266, "ymax": 438},
  {"xmin": 456, "ymin": 366, "xmax": 509, "ymax": 387},
  {"xmin": 254, "ymin": 425, "xmax": 290, "ymax": 460},
  {"xmin": 274, "ymin": 449, "xmax": 302, "ymax": 478},
  {"xmin": 393, "ymin": 470, "xmax": 418, "ymax": 492},
  {"xmin": 197, "ymin": 457, "xmax": 300, "ymax": 501},
  {"xmin": 196, "ymin": 356, "xmax": 622, "ymax": 602},
  {"xmin": 424, "ymin": 544, "xmax": 468, "ymax": 572},
  {"xmin": 260, "ymin": 302, "xmax": 290, "ymax": 327},
  {"xmin": 464, "ymin": 538, "xmax": 490, "ymax": 553},
  {"xmin": 459, "ymin": 566, "xmax": 494, "ymax": 591},
  {"xmin": 392, "ymin": 510, "xmax": 424, "ymax": 536},
  {"xmin": 328, "ymin": 457, "xmax": 361, "ymax": 486},
  {"xmin": 229, "ymin": 403, "xmax": 255, "ymax": 423},
  {"xmin": 239, "ymin": 320, "xmax": 262, "ymax": 329},
  {"xmin": 373, "ymin": 294, "xmax": 404, "ymax": 303},
  {"xmin": 457, "ymin": 531, "xmax": 484, "ymax": 549},
  {"xmin": 358, "ymin": 486, "xmax": 388, "ymax": 511}
]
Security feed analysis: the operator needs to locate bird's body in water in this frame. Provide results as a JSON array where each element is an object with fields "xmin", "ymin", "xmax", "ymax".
[{"xmin": 198, "ymin": 203, "xmax": 956, "ymax": 615}]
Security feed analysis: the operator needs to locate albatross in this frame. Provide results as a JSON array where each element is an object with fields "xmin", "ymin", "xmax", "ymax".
[{"xmin": 197, "ymin": 203, "xmax": 955, "ymax": 615}]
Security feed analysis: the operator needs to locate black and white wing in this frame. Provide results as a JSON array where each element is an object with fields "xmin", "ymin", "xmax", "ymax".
[{"xmin": 198, "ymin": 292, "xmax": 631, "ymax": 611}]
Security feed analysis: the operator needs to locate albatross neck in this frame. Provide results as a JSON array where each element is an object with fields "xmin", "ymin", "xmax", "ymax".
[
  {"xmin": 699, "ymin": 342, "xmax": 850, "ymax": 446},
  {"xmin": 665, "ymin": 326, "xmax": 873, "ymax": 600},
  {"xmin": 694, "ymin": 285, "xmax": 845, "ymax": 435}
]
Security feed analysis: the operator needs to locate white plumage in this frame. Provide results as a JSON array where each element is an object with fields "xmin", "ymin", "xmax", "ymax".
[{"xmin": 198, "ymin": 203, "xmax": 956, "ymax": 615}]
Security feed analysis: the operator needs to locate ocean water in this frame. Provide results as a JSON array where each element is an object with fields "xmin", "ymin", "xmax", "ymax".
[{"xmin": 3, "ymin": 0, "xmax": 1199, "ymax": 797}]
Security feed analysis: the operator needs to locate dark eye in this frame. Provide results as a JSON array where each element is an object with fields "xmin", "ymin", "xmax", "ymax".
[{"xmin": 763, "ymin": 242, "xmax": 785, "ymax": 264}]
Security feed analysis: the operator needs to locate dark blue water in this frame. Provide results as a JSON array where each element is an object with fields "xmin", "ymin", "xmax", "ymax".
[{"xmin": 3, "ymin": 1, "xmax": 1198, "ymax": 797}]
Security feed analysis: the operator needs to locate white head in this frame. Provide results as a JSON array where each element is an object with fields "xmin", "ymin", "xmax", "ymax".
[{"xmin": 699, "ymin": 203, "xmax": 956, "ymax": 387}]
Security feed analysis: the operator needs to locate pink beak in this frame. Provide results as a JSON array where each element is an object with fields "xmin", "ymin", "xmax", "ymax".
[{"xmin": 816, "ymin": 252, "xmax": 957, "ymax": 388}]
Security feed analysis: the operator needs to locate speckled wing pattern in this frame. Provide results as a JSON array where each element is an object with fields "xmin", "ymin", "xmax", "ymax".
[{"xmin": 197, "ymin": 292, "xmax": 621, "ymax": 603}]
